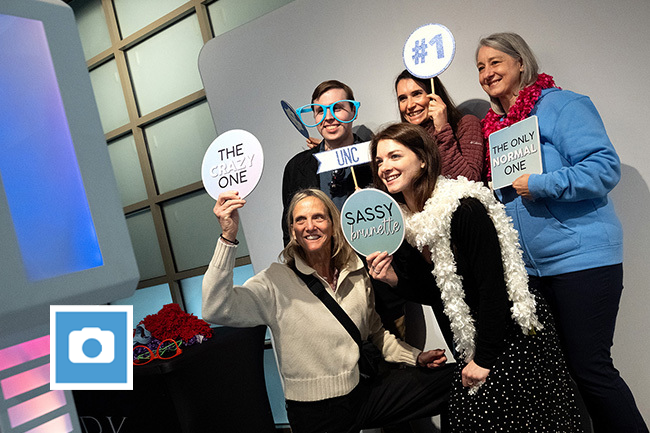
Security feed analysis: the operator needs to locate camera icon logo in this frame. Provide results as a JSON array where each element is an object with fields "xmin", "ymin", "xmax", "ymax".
[
  {"xmin": 51, "ymin": 305, "xmax": 132, "ymax": 390},
  {"xmin": 68, "ymin": 327, "xmax": 115, "ymax": 363}
]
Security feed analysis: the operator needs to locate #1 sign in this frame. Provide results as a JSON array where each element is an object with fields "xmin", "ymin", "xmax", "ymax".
[
  {"xmin": 341, "ymin": 189, "xmax": 404, "ymax": 256},
  {"xmin": 403, "ymin": 23, "xmax": 455, "ymax": 79},
  {"xmin": 201, "ymin": 129, "xmax": 264, "ymax": 199},
  {"xmin": 488, "ymin": 116, "xmax": 542, "ymax": 190}
]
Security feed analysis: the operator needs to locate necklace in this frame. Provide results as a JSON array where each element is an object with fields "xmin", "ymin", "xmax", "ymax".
[{"xmin": 481, "ymin": 73, "xmax": 558, "ymax": 180}]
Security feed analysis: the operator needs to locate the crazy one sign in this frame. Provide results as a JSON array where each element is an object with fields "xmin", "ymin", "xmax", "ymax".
[
  {"xmin": 340, "ymin": 188, "xmax": 404, "ymax": 256},
  {"xmin": 201, "ymin": 129, "xmax": 264, "ymax": 199}
]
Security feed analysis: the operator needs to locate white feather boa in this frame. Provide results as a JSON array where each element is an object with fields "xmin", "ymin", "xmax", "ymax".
[{"xmin": 402, "ymin": 176, "xmax": 542, "ymax": 363}]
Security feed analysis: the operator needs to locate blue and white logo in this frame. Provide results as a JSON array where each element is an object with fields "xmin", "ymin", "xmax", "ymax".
[
  {"xmin": 402, "ymin": 23, "xmax": 456, "ymax": 79},
  {"xmin": 50, "ymin": 305, "xmax": 133, "ymax": 390}
]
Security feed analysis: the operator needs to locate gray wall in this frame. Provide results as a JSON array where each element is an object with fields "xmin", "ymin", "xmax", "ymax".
[{"xmin": 199, "ymin": 0, "xmax": 650, "ymax": 421}]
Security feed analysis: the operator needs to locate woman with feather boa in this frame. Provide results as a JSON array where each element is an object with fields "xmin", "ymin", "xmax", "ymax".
[{"xmin": 366, "ymin": 122, "xmax": 583, "ymax": 432}]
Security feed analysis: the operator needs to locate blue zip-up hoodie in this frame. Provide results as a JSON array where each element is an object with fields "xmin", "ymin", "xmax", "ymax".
[{"xmin": 496, "ymin": 88, "xmax": 623, "ymax": 277}]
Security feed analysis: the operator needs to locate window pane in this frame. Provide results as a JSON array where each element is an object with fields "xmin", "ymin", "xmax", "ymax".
[
  {"xmin": 113, "ymin": 0, "xmax": 187, "ymax": 38},
  {"xmin": 125, "ymin": 209, "xmax": 166, "ymax": 280},
  {"xmin": 107, "ymin": 134, "xmax": 148, "ymax": 207},
  {"xmin": 162, "ymin": 190, "xmax": 249, "ymax": 272},
  {"xmin": 112, "ymin": 284, "xmax": 173, "ymax": 329},
  {"xmin": 264, "ymin": 349, "xmax": 289, "ymax": 425},
  {"xmin": 145, "ymin": 101, "xmax": 216, "ymax": 194},
  {"xmin": 208, "ymin": 0, "xmax": 294, "ymax": 38},
  {"xmin": 126, "ymin": 16, "xmax": 204, "ymax": 116},
  {"xmin": 70, "ymin": 0, "xmax": 111, "ymax": 60},
  {"xmin": 179, "ymin": 275, "xmax": 203, "ymax": 319},
  {"xmin": 89, "ymin": 60, "xmax": 130, "ymax": 133},
  {"xmin": 181, "ymin": 264, "xmax": 254, "ymax": 319}
]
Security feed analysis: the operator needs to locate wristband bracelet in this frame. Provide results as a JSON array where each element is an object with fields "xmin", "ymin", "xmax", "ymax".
[{"xmin": 220, "ymin": 234, "xmax": 239, "ymax": 245}]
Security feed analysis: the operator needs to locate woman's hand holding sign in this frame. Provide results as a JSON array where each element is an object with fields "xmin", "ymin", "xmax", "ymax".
[
  {"xmin": 366, "ymin": 251, "xmax": 398, "ymax": 287},
  {"xmin": 512, "ymin": 174, "xmax": 532, "ymax": 199},
  {"xmin": 427, "ymin": 93, "xmax": 449, "ymax": 133},
  {"xmin": 214, "ymin": 190, "xmax": 246, "ymax": 242}
]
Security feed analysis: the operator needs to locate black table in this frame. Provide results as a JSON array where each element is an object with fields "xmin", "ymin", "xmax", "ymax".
[{"xmin": 74, "ymin": 325, "xmax": 276, "ymax": 433}]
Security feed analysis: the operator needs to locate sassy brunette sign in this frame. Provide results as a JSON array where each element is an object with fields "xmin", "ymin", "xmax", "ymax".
[{"xmin": 340, "ymin": 189, "xmax": 404, "ymax": 256}]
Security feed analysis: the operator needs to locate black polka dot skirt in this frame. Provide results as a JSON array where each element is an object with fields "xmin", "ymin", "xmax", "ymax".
[{"xmin": 448, "ymin": 294, "xmax": 585, "ymax": 432}]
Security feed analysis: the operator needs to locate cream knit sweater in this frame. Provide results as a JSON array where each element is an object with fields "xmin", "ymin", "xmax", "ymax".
[{"xmin": 202, "ymin": 239, "xmax": 421, "ymax": 402}]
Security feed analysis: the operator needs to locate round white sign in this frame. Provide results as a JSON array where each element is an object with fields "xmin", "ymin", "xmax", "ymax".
[
  {"xmin": 201, "ymin": 129, "xmax": 264, "ymax": 199},
  {"xmin": 402, "ymin": 23, "xmax": 455, "ymax": 79}
]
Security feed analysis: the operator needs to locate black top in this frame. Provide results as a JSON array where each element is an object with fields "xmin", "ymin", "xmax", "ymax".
[
  {"xmin": 383, "ymin": 197, "xmax": 511, "ymax": 368},
  {"xmin": 280, "ymin": 135, "xmax": 373, "ymax": 245}
]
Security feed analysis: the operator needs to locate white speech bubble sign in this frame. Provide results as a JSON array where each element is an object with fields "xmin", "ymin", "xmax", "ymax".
[
  {"xmin": 201, "ymin": 129, "xmax": 264, "ymax": 199},
  {"xmin": 340, "ymin": 189, "xmax": 404, "ymax": 256},
  {"xmin": 281, "ymin": 100, "xmax": 310, "ymax": 139},
  {"xmin": 403, "ymin": 23, "xmax": 455, "ymax": 79}
]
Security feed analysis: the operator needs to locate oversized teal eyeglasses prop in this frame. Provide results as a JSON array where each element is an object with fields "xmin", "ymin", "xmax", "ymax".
[
  {"xmin": 402, "ymin": 23, "xmax": 455, "ymax": 94},
  {"xmin": 296, "ymin": 99, "xmax": 361, "ymax": 127}
]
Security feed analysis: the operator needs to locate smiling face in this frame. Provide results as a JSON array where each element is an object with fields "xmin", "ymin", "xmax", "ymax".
[
  {"xmin": 375, "ymin": 139, "xmax": 425, "ymax": 204},
  {"xmin": 291, "ymin": 196, "xmax": 333, "ymax": 260},
  {"xmin": 476, "ymin": 45, "xmax": 524, "ymax": 112},
  {"xmin": 313, "ymin": 88, "xmax": 355, "ymax": 149},
  {"xmin": 396, "ymin": 78, "xmax": 430, "ymax": 125}
]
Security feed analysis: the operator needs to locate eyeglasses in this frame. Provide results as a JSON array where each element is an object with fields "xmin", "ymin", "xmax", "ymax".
[
  {"xmin": 329, "ymin": 168, "xmax": 346, "ymax": 197},
  {"xmin": 296, "ymin": 99, "xmax": 360, "ymax": 127},
  {"xmin": 133, "ymin": 339, "xmax": 182, "ymax": 365}
]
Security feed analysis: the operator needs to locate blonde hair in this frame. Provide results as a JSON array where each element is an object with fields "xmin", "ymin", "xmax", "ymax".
[{"xmin": 279, "ymin": 189, "xmax": 355, "ymax": 271}]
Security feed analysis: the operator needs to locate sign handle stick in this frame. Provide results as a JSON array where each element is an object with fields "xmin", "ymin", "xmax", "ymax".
[
  {"xmin": 430, "ymin": 78, "xmax": 436, "ymax": 95},
  {"xmin": 351, "ymin": 166, "xmax": 359, "ymax": 190}
]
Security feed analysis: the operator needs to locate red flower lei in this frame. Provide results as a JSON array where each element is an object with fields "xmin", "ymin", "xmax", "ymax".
[{"xmin": 481, "ymin": 73, "xmax": 558, "ymax": 180}]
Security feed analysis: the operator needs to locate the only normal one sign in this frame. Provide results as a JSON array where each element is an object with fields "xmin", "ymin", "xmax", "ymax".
[{"xmin": 488, "ymin": 116, "xmax": 542, "ymax": 190}]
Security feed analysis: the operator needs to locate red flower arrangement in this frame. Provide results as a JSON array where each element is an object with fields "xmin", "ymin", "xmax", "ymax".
[{"xmin": 139, "ymin": 303, "xmax": 213, "ymax": 343}]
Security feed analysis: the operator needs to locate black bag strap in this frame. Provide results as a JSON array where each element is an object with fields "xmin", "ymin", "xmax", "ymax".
[{"xmin": 292, "ymin": 266, "xmax": 363, "ymax": 347}]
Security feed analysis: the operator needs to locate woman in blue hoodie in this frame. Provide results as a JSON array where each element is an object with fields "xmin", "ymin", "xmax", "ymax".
[{"xmin": 476, "ymin": 32, "xmax": 647, "ymax": 433}]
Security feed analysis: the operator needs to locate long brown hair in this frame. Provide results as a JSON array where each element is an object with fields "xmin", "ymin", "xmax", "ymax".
[
  {"xmin": 394, "ymin": 69, "xmax": 464, "ymax": 131},
  {"xmin": 370, "ymin": 123, "xmax": 441, "ymax": 212},
  {"xmin": 279, "ymin": 189, "xmax": 355, "ymax": 271}
]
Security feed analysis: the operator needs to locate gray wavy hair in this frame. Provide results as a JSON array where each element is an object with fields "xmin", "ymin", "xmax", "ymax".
[{"xmin": 476, "ymin": 32, "xmax": 539, "ymax": 114}]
